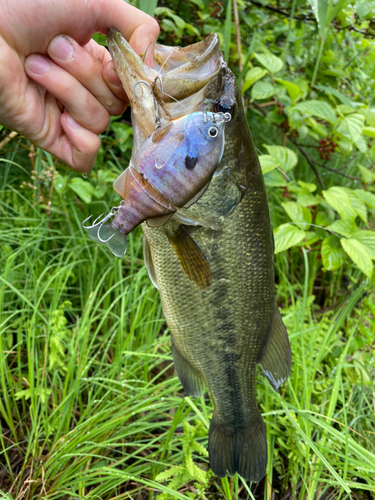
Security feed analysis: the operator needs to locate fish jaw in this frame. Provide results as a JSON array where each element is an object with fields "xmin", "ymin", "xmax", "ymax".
[{"xmin": 106, "ymin": 29, "xmax": 224, "ymax": 136}]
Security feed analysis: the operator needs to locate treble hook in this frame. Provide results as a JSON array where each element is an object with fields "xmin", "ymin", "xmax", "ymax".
[
  {"xmin": 134, "ymin": 79, "xmax": 163, "ymax": 130},
  {"xmin": 81, "ymin": 206, "xmax": 119, "ymax": 243}
]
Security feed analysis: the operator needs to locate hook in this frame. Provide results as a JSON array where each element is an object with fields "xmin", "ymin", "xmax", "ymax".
[
  {"xmin": 97, "ymin": 223, "xmax": 115, "ymax": 243},
  {"xmin": 134, "ymin": 79, "xmax": 163, "ymax": 130},
  {"xmin": 81, "ymin": 212, "xmax": 112, "ymax": 229}
]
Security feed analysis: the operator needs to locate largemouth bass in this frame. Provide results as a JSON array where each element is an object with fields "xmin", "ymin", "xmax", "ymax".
[{"xmin": 107, "ymin": 29, "xmax": 291, "ymax": 482}]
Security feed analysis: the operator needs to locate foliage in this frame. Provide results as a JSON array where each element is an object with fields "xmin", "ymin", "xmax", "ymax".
[{"xmin": 1, "ymin": 0, "xmax": 375, "ymax": 499}]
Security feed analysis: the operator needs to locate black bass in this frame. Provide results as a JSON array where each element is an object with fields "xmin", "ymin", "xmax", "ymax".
[{"xmin": 106, "ymin": 29, "xmax": 291, "ymax": 482}]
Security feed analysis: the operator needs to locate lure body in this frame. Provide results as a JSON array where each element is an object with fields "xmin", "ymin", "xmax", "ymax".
[{"xmin": 84, "ymin": 111, "xmax": 229, "ymax": 257}]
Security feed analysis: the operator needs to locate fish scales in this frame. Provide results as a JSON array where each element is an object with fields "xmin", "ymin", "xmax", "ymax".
[{"xmin": 107, "ymin": 30, "xmax": 291, "ymax": 482}]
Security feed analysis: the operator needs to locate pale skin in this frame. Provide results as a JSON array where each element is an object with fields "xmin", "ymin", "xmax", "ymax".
[{"xmin": 0, "ymin": 0, "xmax": 159, "ymax": 172}]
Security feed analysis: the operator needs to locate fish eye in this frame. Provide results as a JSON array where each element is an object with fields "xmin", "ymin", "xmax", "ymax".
[
  {"xmin": 208, "ymin": 126, "xmax": 219, "ymax": 138},
  {"xmin": 214, "ymin": 100, "xmax": 235, "ymax": 117}
]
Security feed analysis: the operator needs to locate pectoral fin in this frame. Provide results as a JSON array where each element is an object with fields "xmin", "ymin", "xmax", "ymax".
[
  {"xmin": 143, "ymin": 235, "xmax": 158, "ymax": 289},
  {"xmin": 258, "ymin": 304, "xmax": 291, "ymax": 391},
  {"xmin": 171, "ymin": 338, "xmax": 205, "ymax": 398},
  {"xmin": 167, "ymin": 225, "xmax": 211, "ymax": 289}
]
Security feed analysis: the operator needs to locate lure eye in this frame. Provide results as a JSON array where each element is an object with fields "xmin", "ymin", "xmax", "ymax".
[{"xmin": 208, "ymin": 126, "xmax": 219, "ymax": 138}]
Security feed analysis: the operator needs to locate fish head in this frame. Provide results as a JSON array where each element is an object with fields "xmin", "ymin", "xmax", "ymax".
[{"xmin": 106, "ymin": 29, "xmax": 223, "ymax": 138}]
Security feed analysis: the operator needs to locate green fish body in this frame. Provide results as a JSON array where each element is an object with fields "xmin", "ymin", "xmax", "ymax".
[{"xmin": 107, "ymin": 31, "xmax": 291, "ymax": 482}]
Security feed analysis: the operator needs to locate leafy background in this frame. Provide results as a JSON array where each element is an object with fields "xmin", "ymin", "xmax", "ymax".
[{"xmin": 0, "ymin": 0, "xmax": 375, "ymax": 499}]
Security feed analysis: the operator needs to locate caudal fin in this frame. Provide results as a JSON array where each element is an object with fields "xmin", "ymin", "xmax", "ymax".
[{"xmin": 208, "ymin": 411, "xmax": 267, "ymax": 482}]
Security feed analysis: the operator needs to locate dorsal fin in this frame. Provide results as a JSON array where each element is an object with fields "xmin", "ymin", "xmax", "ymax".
[
  {"xmin": 167, "ymin": 225, "xmax": 211, "ymax": 289},
  {"xmin": 142, "ymin": 235, "xmax": 158, "ymax": 289}
]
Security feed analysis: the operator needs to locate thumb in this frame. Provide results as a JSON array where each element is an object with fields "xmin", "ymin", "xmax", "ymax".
[{"xmin": 93, "ymin": 0, "xmax": 159, "ymax": 67}]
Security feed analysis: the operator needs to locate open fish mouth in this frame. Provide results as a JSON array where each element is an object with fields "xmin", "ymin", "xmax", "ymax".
[{"xmin": 106, "ymin": 29, "xmax": 224, "ymax": 136}]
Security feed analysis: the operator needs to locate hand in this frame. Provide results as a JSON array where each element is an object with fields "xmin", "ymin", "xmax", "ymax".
[{"xmin": 0, "ymin": 0, "xmax": 159, "ymax": 172}]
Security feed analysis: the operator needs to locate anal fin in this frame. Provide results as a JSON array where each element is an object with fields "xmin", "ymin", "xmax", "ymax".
[
  {"xmin": 167, "ymin": 225, "xmax": 211, "ymax": 289},
  {"xmin": 171, "ymin": 338, "xmax": 205, "ymax": 398},
  {"xmin": 143, "ymin": 235, "xmax": 158, "ymax": 289},
  {"xmin": 258, "ymin": 304, "xmax": 291, "ymax": 391}
]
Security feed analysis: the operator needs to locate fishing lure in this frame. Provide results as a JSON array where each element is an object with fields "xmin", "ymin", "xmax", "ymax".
[{"xmin": 82, "ymin": 80, "xmax": 231, "ymax": 257}]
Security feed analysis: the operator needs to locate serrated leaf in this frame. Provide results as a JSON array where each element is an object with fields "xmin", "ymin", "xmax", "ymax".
[
  {"xmin": 276, "ymin": 79, "xmax": 301, "ymax": 102},
  {"xmin": 327, "ymin": 219, "xmax": 358, "ymax": 238},
  {"xmin": 307, "ymin": 117, "xmax": 328, "ymax": 137},
  {"xmin": 298, "ymin": 192, "xmax": 320, "ymax": 207},
  {"xmin": 347, "ymin": 190, "xmax": 368, "ymax": 224},
  {"xmin": 340, "ymin": 238, "xmax": 373, "ymax": 278},
  {"xmin": 355, "ymin": 135, "xmax": 368, "ymax": 153},
  {"xmin": 259, "ymin": 155, "xmax": 279, "ymax": 174},
  {"xmin": 69, "ymin": 178, "xmax": 95, "ymax": 204},
  {"xmin": 316, "ymin": 84, "xmax": 354, "ymax": 108},
  {"xmin": 362, "ymin": 108, "xmax": 375, "ymax": 127},
  {"xmin": 336, "ymin": 114, "xmax": 364, "ymax": 142},
  {"xmin": 253, "ymin": 52, "xmax": 283, "ymax": 73},
  {"xmin": 362, "ymin": 127, "xmax": 375, "ymax": 138},
  {"xmin": 264, "ymin": 145, "xmax": 298, "ymax": 172},
  {"xmin": 282, "ymin": 201, "xmax": 312, "ymax": 230},
  {"xmin": 274, "ymin": 224, "xmax": 306, "ymax": 254},
  {"xmin": 322, "ymin": 236, "xmax": 346, "ymax": 271},
  {"xmin": 304, "ymin": 231, "xmax": 320, "ymax": 245},
  {"xmin": 358, "ymin": 165, "xmax": 374, "ymax": 183},
  {"xmin": 293, "ymin": 100, "xmax": 336, "ymax": 124},
  {"xmin": 354, "ymin": 189, "xmax": 375, "ymax": 209},
  {"xmin": 322, "ymin": 187, "xmax": 357, "ymax": 220},
  {"xmin": 242, "ymin": 67, "xmax": 267, "ymax": 93},
  {"xmin": 352, "ymin": 230, "xmax": 375, "ymax": 259},
  {"xmin": 251, "ymin": 80, "xmax": 277, "ymax": 100}
]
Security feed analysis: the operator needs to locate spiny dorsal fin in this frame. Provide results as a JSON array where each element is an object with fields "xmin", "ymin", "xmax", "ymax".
[
  {"xmin": 167, "ymin": 225, "xmax": 211, "ymax": 289},
  {"xmin": 171, "ymin": 338, "xmax": 205, "ymax": 398},
  {"xmin": 258, "ymin": 304, "xmax": 291, "ymax": 391},
  {"xmin": 143, "ymin": 235, "xmax": 158, "ymax": 289}
]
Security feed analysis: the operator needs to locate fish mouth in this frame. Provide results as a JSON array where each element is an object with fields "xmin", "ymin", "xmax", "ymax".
[{"xmin": 106, "ymin": 29, "xmax": 223, "ymax": 136}]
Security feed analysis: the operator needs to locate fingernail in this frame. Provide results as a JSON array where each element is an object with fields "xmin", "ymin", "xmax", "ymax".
[
  {"xmin": 49, "ymin": 35, "xmax": 74, "ymax": 61},
  {"xmin": 108, "ymin": 64, "xmax": 121, "ymax": 86},
  {"xmin": 66, "ymin": 114, "xmax": 80, "ymax": 129},
  {"xmin": 26, "ymin": 55, "xmax": 50, "ymax": 75}
]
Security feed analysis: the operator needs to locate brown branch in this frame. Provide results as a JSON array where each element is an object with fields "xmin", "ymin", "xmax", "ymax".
[
  {"xmin": 0, "ymin": 130, "xmax": 18, "ymax": 150},
  {"xmin": 233, "ymin": 0, "xmax": 243, "ymax": 73},
  {"xmin": 249, "ymin": 0, "xmax": 315, "ymax": 22},
  {"xmin": 315, "ymin": 161, "xmax": 361, "ymax": 181},
  {"xmin": 288, "ymin": 136, "xmax": 326, "ymax": 190}
]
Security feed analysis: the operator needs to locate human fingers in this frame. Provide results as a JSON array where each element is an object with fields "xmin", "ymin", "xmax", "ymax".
[
  {"xmin": 48, "ymin": 35, "xmax": 127, "ymax": 115},
  {"xmin": 25, "ymin": 54, "xmax": 110, "ymax": 135},
  {"xmin": 82, "ymin": 38, "xmax": 128, "ymax": 103},
  {"xmin": 93, "ymin": 0, "xmax": 159, "ymax": 67}
]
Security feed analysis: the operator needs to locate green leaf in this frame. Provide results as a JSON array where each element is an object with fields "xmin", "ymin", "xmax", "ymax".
[
  {"xmin": 362, "ymin": 127, "xmax": 375, "ymax": 138},
  {"xmin": 282, "ymin": 201, "xmax": 312, "ymax": 230},
  {"xmin": 321, "ymin": 236, "xmax": 346, "ymax": 271},
  {"xmin": 264, "ymin": 145, "xmax": 298, "ymax": 172},
  {"xmin": 259, "ymin": 155, "xmax": 279, "ymax": 174},
  {"xmin": 336, "ymin": 114, "xmax": 364, "ymax": 142},
  {"xmin": 298, "ymin": 180, "xmax": 317, "ymax": 193},
  {"xmin": 358, "ymin": 165, "xmax": 374, "ymax": 184},
  {"xmin": 253, "ymin": 52, "xmax": 283, "ymax": 74},
  {"xmin": 316, "ymin": 211, "xmax": 334, "ymax": 227},
  {"xmin": 274, "ymin": 224, "xmax": 306, "ymax": 254},
  {"xmin": 352, "ymin": 230, "xmax": 375, "ymax": 259},
  {"xmin": 322, "ymin": 187, "xmax": 357, "ymax": 220},
  {"xmin": 327, "ymin": 219, "xmax": 358, "ymax": 238},
  {"xmin": 251, "ymin": 80, "xmax": 277, "ymax": 100},
  {"xmin": 263, "ymin": 169, "xmax": 287, "ymax": 187},
  {"xmin": 316, "ymin": 84, "xmax": 354, "ymax": 107},
  {"xmin": 362, "ymin": 108, "xmax": 375, "ymax": 127},
  {"xmin": 276, "ymin": 79, "xmax": 300, "ymax": 102},
  {"xmin": 355, "ymin": 135, "xmax": 368, "ymax": 153},
  {"xmin": 356, "ymin": 0, "xmax": 375, "ymax": 18},
  {"xmin": 340, "ymin": 238, "xmax": 373, "ymax": 278},
  {"xmin": 308, "ymin": 0, "xmax": 328, "ymax": 36},
  {"xmin": 346, "ymin": 190, "xmax": 368, "ymax": 224},
  {"xmin": 69, "ymin": 178, "xmax": 95, "ymax": 204},
  {"xmin": 54, "ymin": 174, "xmax": 68, "ymax": 193},
  {"xmin": 293, "ymin": 100, "xmax": 336, "ymax": 124},
  {"xmin": 354, "ymin": 189, "xmax": 375, "ymax": 209},
  {"xmin": 242, "ymin": 67, "xmax": 268, "ymax": 93}
]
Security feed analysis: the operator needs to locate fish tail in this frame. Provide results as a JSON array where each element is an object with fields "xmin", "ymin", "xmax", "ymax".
[{"xmin": 208, "ymin": 410, "xmax": 267, "ymax": 482}]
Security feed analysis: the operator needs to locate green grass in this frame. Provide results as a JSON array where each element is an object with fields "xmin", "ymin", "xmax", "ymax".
[{"xmin": 0, "ymin": 150, "xmax": 374, "ymax": 500}]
